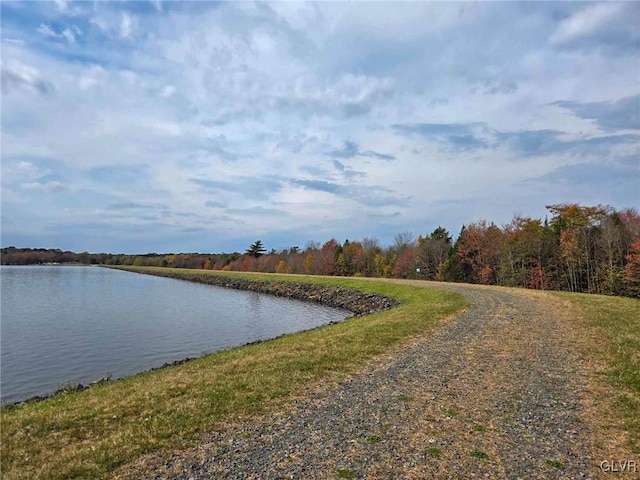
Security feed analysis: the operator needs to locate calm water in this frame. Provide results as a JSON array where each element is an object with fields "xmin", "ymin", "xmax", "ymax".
[{"xmin": 0, "ymin": 266, "xmax": 349, "ymax": 403}]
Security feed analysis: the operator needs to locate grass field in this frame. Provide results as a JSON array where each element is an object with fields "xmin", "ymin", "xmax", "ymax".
[
  {"xmin": 0, "ymin": 269, "xmax": 467, "ymax": 480},
  {"xmin": 554, "ymin": 291, "xmax": 640, "ymax": 453}
]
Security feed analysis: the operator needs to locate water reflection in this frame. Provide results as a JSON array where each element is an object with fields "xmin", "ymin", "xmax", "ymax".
[{"xmin": 0, "ymin": 266, "xmax": 349, "ymax": 402}]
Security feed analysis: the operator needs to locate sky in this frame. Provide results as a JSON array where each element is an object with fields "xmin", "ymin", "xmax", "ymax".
[{"xmin": 1, "ymin": 1, "xmax": 639, "ymax": 254}]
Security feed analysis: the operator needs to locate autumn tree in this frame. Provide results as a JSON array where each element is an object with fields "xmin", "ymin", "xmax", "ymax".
[
  {"xmin": 16, "ymin": 202, "xmax": 635, "ymax": 296},
  {"xmin": 547, "ymin": 203, "xmax": 607, "ymax": 293},
  {"xmin": 276, "ymin": 259, "xmax": 287, "ymax": 273},
  {"xmin": 303, "ymin": 252, "xmax": 314, "ymax": 274},
  {"xmin": 360, "ymin": 237, "xmax": 381, "ymax": 276},
  {"xmin": 287, "ymin": 252, "xmax": 305, "ymax": 274},
  {"xmin": 257, "ymin": 253, "xmax": 279, "ymax": 273},
  {"xmin": 623, "ymin": 237, "xmax": 640, "ymax": 297},
  {"xmin": 453, "ymin": 221, "xmax": 505, "ymax": 284},
  {"xmin": 619, "ymin": 208, "xmax": 640, "ymax": 241},
  {"xmin": 392, "ymin": 247, "xmax": 416, "ymax": 278},
  {"xmin": 342, "ymin": 240, "xmax": 364, "ymax": 275},
  {"xmin": 498, "ymin": 216, "xmax": 556, "ymax": 289},
  {"xmin": 416, "ymin": 227, "xmax": 452, "ymax": 280},
  {"xmin": 597, "ymin": 211, "xmax": 629, "ymax": 294},
  {"xmin": 314, "ymin": 238, "xmax": 340, "ymax": 275},
  {"xmin": 375, "ymin": 251, "xmax": 392, "ymax": 277}
]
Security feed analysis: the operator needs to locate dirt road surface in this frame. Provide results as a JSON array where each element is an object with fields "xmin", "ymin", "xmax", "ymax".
[{"xmin": 119, "ymin": 281, "xmax": 637, "ymax": 479}]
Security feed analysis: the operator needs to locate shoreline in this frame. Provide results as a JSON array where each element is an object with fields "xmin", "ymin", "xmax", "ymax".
[
  {"xmin": 4, "ymin": 268, "xmax": 399, "ymax": 407},
  {"xmin": 119, "ymin": 266, "xmax": 399, "ymax": 316}
]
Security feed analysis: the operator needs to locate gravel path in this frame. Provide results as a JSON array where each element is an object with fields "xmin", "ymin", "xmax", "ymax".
[{"xmin": 119, "ymin": 282, "xmax": 627, "ymax": 479}]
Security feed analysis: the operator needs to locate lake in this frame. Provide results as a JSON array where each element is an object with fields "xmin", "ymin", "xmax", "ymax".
[{"xmin": 0, "ymin": 266, "xmax": 349, "ymax": 403}]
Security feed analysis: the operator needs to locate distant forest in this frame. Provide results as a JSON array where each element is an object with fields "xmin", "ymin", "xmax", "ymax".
[{"xmin": 2, "ymin": 203, "xmax": 639, "ymax": 297}]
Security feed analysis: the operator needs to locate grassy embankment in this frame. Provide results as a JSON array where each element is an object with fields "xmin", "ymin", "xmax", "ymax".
[
  {"xmin": 552, "ymin": 291, "xmax": 640, "ymax": 453},
  {"xmin": 0, "ymin": 268, "xmax": 467, "ymax": 480}
]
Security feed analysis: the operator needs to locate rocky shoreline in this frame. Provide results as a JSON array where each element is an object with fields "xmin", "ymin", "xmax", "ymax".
[
  {"xmin": 135, "ymin": 270, "xmax": 399, "ymax": 316},
  {"xmin": 5, "ymin": 270, "xmax": 399, "ymax": 407}
]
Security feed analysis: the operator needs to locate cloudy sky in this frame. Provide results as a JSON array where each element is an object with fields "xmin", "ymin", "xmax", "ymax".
[{"xmin": 2, "ymin": 1, "xmax": 638, "ymax": 254}]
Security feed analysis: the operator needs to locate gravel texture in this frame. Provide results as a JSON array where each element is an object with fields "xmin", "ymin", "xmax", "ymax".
[{"xmin": 118, "ymin": 282, "xmax": 632, "ymax": 479}]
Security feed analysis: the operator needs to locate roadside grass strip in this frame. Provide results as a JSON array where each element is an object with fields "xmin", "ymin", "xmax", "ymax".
[{"xmin": 555, "ymin": 291, "xmax": 640, "ymax": 453}]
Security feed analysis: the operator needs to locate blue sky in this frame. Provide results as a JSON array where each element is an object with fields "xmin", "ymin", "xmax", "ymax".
[{"xmin": 1, "ymin": 1, "xmax": 638, "ymax": 254}]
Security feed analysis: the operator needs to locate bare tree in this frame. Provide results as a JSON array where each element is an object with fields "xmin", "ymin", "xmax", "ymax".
[{"xmin": 393, "ymin": 231, "xmax": 415, "ymax": 254}]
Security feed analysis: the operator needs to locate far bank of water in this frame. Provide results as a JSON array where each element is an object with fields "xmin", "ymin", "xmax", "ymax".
[{"xmin": 0, "ymin": 266, "xmax": 349, "ymax": 403}]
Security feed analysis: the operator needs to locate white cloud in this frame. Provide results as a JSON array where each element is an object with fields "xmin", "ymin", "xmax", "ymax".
[
  {"xmin": 3, "ymin": 38, "xmax": 25, "ymax": 46},
  {"xmin": 53, "ymin": 0, "xmax": 70, "ymax": 14},
  {"xmin": 161, "ymin": 85, "xmax": 176, "ymax": 98},
  {"xmin": 61, "ymin": 28, "xmax": 76, "ymax": 44},
  {"xmin": 548, "ymin": 2, "xmax": 638, "ymax": 52},
  {"xmin": 52, "ymin": 0, "xmax": 83, "ymax": 18},
  {"xmin": 120, "ymin": 12, "xmax": 136, "ymax": 39},
  {"xmin": 37, "ymin": 23, "xmax": 58, "ymax": 38},
  {"xmin": 1, "ymin": 1, "xmax": 638, "ymax": 252},
  {"xmin": 17, "ymin": 161, "xmax": 40, "ymax": 173},
  {"xmin": 78, "ymin": 65, "xmax": 106, "ymax": 90},
  {"xmin": 21, "ymin": 181, "xmax": 66, "ymax": 193},
  {"xmin": 1, "ymin": 59, "xmax": 53, "ymax": 95},
  {"xmin": 549, "ymin": 3, "xmax": 622, "ymax": 46},
  {"xmin": 36, "ymin": 22, "xmax": 76, "ymax": 44}
]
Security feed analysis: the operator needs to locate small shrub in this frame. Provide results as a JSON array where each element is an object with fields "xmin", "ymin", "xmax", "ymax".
[
  {"xmin": 426, "ymin": 447, "xmax": 441, "ymax": 458},
  {"xmin": 336, "ymin": 468, "xmax": 357, "ymax": 479},
  {"xmin": 365, "ymin": 435, "xmax": 381, "ymax": 444},
  {"xmin": 546, "ymin": 459, "xmax": 564, "ymax": 469},
  {"xmin": 470, "ymin": 450, "xmax": 487, "ymax": 459}
]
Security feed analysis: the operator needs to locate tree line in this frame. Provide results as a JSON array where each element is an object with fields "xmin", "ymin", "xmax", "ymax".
[{"xmin": 2, "ymin": 203, "xmax": 639, "ymax": 297}]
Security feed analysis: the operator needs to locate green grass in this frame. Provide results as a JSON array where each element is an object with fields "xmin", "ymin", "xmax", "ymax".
[
  {"xmin": 365, "ymin": 434, "xmax": 381, "ymax": 444},
  {"xmin": 336, "ymin": 468, "xmax": 358, "ymax": 479},
  {"xmin": 470, "ymin": 450, "xmax": 488, "ymax": 459},
  {"xmin": 545, "ymin": 459, "xmax": 564, "ymax": 470},
  {"xmin": 552, "ymin": 291, "xmax": 640, "ymax": 453},
  {"xmin": 425, "ymin": 447, "xmax": 441, "ymax": 458},
  {"xmin": 442, "ymin": 406, "xmax": 458, "ymax": 418},
  {"xmin": 1, "ymin": 268, "xmax": 467, "ymax": 480}
]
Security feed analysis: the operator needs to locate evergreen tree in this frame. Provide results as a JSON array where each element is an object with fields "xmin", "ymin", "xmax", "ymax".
[{"xmin": 246, "ymin": 240, "xmax": 266, "ymax": 258}]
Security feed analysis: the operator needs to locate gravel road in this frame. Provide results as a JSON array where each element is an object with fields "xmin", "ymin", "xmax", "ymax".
[{"xmin": 119, "ymin": 282, "xmax": 633, "ymax": 479}]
